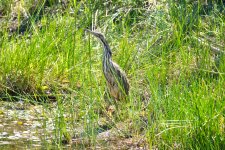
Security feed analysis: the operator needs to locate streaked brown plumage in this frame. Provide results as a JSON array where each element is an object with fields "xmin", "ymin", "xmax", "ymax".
[{"xmin": 85, "ymin": 29, "xmax": 129, "ymax": 100}]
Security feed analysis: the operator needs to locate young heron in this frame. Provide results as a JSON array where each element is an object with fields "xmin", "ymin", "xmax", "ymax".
[{"xmin": 85, "ymin": 29, "xmax": 129, "ymax": 100}]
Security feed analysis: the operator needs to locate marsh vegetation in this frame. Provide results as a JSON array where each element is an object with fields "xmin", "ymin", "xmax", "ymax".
[{"xmin": 0, "ymin": 0, "xmax": 224, "ymax": 149}]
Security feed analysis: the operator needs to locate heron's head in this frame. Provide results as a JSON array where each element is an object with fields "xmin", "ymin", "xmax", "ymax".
[
  {"xmin": 85, "ymin": 29, "xmax": 106, "ymax": 43},
  {"xmin": 85, "ymin": 29, "xmax": 111, "ymax": 55}
]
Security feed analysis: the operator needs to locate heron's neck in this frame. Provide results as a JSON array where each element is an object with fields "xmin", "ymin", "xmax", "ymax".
[
  {"xmin": 101, "ymin": 39, "xmax": 111, "ymax": 54},
  {"xmin": 101, "ymin": 39, "xmax": 112, "ymax": 60},
  {"xmin": 103, "ymin": 45, "xmax": 112, "ymax": 63},
  {"xmin": 100, "ymin": 38, "xmax": 112, "ymax": 69}
]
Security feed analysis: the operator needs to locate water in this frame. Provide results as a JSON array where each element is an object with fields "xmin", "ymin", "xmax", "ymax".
[
  {"xmin": 0, "ymin": 101, "xmax": 148, "ymax": 149},
  {"xmin": 0, "ymin": 101, "xmax": 54, "ymax": 149}
]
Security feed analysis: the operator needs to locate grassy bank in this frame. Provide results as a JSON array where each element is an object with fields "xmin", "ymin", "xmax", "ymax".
[{"xmin": 0, "ymin": 0, "xmax": 224, "ymax": 149}]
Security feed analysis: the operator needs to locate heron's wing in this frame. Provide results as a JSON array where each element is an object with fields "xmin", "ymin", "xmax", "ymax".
[{"xmin": 110, "ymin": 62, "xmax": 129, "ymax": 95}]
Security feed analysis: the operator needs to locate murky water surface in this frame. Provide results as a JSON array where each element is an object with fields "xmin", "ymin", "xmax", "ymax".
[
  {"xmin": 0, "ymin": 101, "xmax": 56, "ymax": 149},
  {"xmin": 0, "ymin": 101, "xmax": 147, "ymax": 149}
]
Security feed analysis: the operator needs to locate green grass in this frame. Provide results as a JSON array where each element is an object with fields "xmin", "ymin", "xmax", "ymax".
[{"xmin": 0, "ymin": 0, "xmax": 224, "ymax": 149}]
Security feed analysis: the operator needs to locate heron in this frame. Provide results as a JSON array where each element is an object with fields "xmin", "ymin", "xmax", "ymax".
[{"xmin": 85, "ymin": 29, "xmax": 129, "ymax": 100}]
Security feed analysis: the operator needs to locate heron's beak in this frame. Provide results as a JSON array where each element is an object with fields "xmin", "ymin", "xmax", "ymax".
[
  {"xmin": 85, "ymin": 29, "xmax": 99, "ymax": 37},
  {"xmin": 85, "ymin": 29, "xmax": 94, "ymax": 34},
  {"xmin": 85, "ymin": 29, "xmax": 91, "ymax": 32}
]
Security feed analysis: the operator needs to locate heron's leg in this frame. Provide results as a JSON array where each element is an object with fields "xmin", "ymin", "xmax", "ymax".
[
  {"xmin": 103, "ymin": 86, "xmax": 116, "ymax": 117},
  {"xmin": 103, "ymin": 86, "xmax": 112, "ymax": 104}
]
